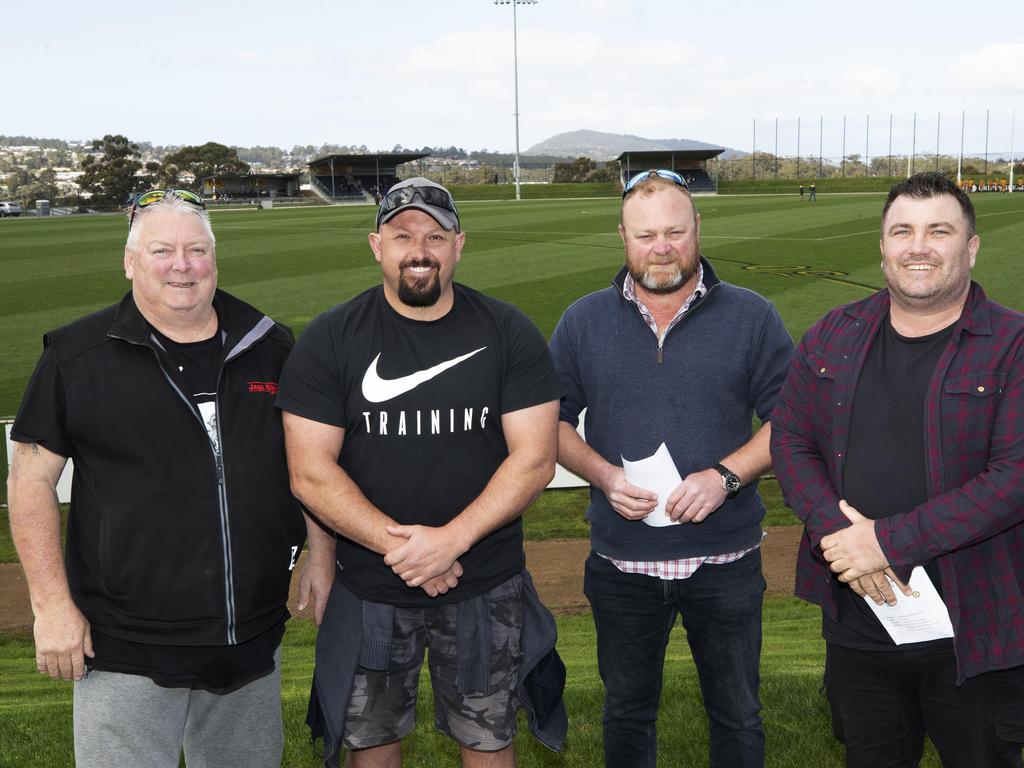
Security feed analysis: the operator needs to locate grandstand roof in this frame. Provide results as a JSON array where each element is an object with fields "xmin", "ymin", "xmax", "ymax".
[
  {"xmin": 199, "ymin": 172, "xmax": 300, "ymax": 182},
  {"xmin": 616, "ymin": 148, "xmax": 725, "ymax": 173},
  {"xmin": 308, "ymin": 152, "xmax": 430, "ymax": 173}
]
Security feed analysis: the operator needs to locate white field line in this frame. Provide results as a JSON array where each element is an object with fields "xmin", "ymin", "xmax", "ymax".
[
  {"xmin": 977, "ymin": 210, "xmax": 1023, "ymax": 218},
  {"xmin": 702, "ymin": 232, "xmax": 876, "ymax": 242},
  {"xmin": 815, "ymin": 229, "xmax": 879, "ymax": 241}
]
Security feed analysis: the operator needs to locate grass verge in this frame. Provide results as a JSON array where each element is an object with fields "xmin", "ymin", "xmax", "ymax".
[{"xmin": 0, "ymin": 596, "xmax": 942, "ymax": 767}]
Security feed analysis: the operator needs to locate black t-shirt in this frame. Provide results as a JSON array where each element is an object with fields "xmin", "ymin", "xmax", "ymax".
[
  {"xmin": 825, "ymin": 316, "xmax": 955, "ymax": 650},
  {"xmin": 89, "ymin": 623, "xmax": 283, "ymax": 691},
  {"xmin": 151, "ymin": 328, "xmax": 222, "ymax": 445},
  {"xmin": 277, "ymin": 284, "xmax": 560, "ymax": 607}
]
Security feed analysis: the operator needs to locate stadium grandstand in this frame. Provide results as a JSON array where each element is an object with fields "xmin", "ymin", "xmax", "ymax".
[
  {"xmin": 200, "ymin": 173, "xmax": 301, "ymax": 200},
  {"xmin": 307, "ymin": 152, "xmax": 430, "ymax": 202},
  {"xmin": 616, "ymin": 149, "xmax": 725, "ymax": 193}
]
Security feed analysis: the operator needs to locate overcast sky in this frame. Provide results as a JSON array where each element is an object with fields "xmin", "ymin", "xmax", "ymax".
[{"xmin": 7, "ymin": 0, "xmax": 1021, "ymax": 158}]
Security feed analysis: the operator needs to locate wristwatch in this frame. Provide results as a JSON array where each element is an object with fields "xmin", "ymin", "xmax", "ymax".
[{"xmin": 713, "ymin": 463, "xmax": 741, "ymax": 499}]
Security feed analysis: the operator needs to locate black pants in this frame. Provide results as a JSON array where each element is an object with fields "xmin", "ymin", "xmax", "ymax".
[{"xmin": 825, "ymin": 642, "xmax": 1024, "ymax": 767}]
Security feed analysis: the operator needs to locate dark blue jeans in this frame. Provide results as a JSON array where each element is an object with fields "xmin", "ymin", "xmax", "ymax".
[{"xmin": 584, "ymin": 549, "xmax": 766, "ymax": 768}]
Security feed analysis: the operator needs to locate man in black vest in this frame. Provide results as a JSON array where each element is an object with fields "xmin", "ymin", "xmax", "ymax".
[{"xmin": 8, "ymin": 189, "xmax": 305, "ymax": 767}]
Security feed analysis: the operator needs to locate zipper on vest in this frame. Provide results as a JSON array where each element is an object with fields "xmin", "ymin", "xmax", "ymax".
[
  {"xmin": 109, "ymin": 332, "xmax": 239, "ymax": 645},
  {"xmin": 212, "ymin": 390, "xmax": 237, "ymax": 646},
  {"xmin": 657, "ymin": 343, "xmax": 664, "ymax": 364}
]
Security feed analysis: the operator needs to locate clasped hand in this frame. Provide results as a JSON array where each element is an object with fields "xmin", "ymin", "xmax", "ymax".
[
  {"xmin": 385, "ymin": 524, "xmax": 466, "ymax": 596},
  {"xmin": 820, "ymin": 501, "xmax": 911, "ymax": 605}
]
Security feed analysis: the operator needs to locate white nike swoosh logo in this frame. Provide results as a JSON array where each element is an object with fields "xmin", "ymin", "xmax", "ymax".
[{"xmin": 361, "ymin": 347, "xmax": 486, "ymax": 403}]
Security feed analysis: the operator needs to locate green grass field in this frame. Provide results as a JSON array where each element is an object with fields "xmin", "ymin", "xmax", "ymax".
[
  {"xmin": 3, "ymin": 190, "xmax": 1022, "ymax": 421},
  {"xmin": 3, "ymin": 597, "xmax": 946, "ymax": 767},
  {"xmin": 1, "ymin": 191, "xmax": 1020, "ymax": 766},
  {"xmin": 717, "ymin": 176, "xmax": 903, "ymax": 194}
]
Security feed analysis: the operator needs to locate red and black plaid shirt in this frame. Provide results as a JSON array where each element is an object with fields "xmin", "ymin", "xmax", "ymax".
[{"xmin": 771, "ymin": 282, "xmax": 1024, "ymax": 683}]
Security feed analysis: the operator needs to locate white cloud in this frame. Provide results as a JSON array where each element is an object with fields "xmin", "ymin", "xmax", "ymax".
[{"xmin": 954, "ymin": 43, "xmax": 1024, "ymax": 94}]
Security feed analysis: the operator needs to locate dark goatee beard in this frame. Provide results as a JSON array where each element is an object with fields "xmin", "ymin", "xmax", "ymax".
[{"xmin": 398, "ymin": 266, "xmax": 442, "ymax": 307}]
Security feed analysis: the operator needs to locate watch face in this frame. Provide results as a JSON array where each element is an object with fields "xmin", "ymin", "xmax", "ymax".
[{"xmin": 715, "ymin": 464, "xmax": 741, "ymax": 495}]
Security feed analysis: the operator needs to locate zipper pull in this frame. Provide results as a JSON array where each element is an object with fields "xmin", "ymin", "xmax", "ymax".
[
  {"xmin": 215, "ymin": 451, "xmax": 225, "ymax": 482},
  {"xmin": 657, "ymin": 345, "xmax": 664, "ymax": 364}
]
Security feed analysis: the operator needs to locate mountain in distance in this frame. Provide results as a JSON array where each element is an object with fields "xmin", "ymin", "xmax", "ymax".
[{"xmin": 525, "ymin": 129, "xmax": 745, "ymax": 161}]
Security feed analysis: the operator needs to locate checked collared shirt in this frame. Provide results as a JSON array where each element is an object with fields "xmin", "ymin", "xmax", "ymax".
[{"xmin": 771, "ymin": 282, "xmax": 1024, "ymax": 682}]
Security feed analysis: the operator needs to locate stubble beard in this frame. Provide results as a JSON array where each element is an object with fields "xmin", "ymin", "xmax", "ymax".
[{"xmin": 882, "ymin": 258, "xmax": 970, "ymax": 316}]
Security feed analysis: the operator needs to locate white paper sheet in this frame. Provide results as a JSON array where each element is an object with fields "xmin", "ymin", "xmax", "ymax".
[
  {"xmin": 862, "ymin": 566, "xmax": 955, "ymax": 645},
  {"xmin": 621, "ymin": 443, "xmax": 682, "ymax": 528}
]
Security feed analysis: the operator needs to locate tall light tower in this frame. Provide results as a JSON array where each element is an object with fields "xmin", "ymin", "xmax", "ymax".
[{"xmin": 495, "ymin": 0, "xmax": 536, "ymax": 201}]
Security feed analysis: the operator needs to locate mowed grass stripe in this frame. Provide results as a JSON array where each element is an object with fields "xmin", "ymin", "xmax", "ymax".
[{"xmin": 2, "ymin": 193, "xmax": 1022, "ymax": 420}]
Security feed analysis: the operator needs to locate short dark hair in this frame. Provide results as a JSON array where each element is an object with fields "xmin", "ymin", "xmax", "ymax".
[{"xmin": 881, "ymin": 172, "xmax": 976, "ymax": 236}]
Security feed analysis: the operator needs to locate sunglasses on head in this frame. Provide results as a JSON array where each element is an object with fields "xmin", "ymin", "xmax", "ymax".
[
  {"xmin": 376, "ymin": 185, "xmax": 459, "ymax": 228},
  {"xmin": 622, "ymin": 169, "xmax": 687, "ymax": 198},
  {"xmin": 128, "ymin": 188, "xmax": 206, "ymax": 230}
]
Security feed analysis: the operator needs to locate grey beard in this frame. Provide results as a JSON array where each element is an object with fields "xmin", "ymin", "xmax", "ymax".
[
  {"xmin": 634, "ymin": 261, "xmax": 697, "ymax": 295},
  {"xmin": 637, "ymin": 271, "xmax": 685, "ymax": 294}
]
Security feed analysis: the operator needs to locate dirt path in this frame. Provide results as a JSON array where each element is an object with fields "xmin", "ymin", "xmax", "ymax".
[{"xmin": 0, "ymin": 527, "xmax": 803, "ymax": 631}]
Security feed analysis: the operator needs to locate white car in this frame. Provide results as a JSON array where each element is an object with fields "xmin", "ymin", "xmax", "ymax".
[{"xmin": 0, "ymin": 201, "xmax": 22, "ymax": 217}]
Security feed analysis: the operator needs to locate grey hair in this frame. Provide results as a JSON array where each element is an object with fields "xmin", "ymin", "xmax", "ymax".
[{"xmin": 125, "ymin": 195, "xmax": 216, "ymax": 250}]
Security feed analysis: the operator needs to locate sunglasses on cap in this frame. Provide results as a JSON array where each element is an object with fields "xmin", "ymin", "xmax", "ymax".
[
  {"xmin": 128, "ymin": 188, "xmax": 206, "ymax": 230},
  {"xmin": 622, "ymin": 169, "xmax": 687, "ymax": 198},
  {"xmin": 376, "ymin": 185, "xmax": 459, "ymax": 229}
]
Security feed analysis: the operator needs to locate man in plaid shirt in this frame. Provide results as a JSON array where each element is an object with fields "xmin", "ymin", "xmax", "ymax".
[
  {"xmin": 771, "ymin": 172, "xmax": 1024, "ymax": 767},
  {"xmin": 549, "ymin": 170, "xmax": 793, "ymax": 768}
]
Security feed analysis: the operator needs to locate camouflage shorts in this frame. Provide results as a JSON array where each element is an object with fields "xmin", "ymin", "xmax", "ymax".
[{"xmin": 343, "ymin": 574, "xmax": 524, "ymax": 751}]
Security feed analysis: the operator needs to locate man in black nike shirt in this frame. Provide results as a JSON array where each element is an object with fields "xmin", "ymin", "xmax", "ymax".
[{"xmin": 278, "ymin": 178, "xmax": 566, "ymax": 767}]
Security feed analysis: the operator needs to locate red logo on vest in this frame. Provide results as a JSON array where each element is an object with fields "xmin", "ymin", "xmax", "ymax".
[{"xmin": 248, "ymin": 381, "xmax": 279, "ymax": 394}]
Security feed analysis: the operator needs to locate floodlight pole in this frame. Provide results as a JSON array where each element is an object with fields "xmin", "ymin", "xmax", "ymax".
[
  {"xmin": 888, "ymin": 113, "xmax": 893, "ymax": 177},
  {"xmin": 911, "ymin": 112, "xmax": 917, "ymax": 176},
  {"xmin": 796, "ymin": 117, "xmax": 801, "ymax": 178},
  {"xmin": 865, "ymin": 114, "xmax": 870, "ymax": 177},
  {"xmin": 818, "ymin": 116, "xmax": 823, "ymax": 179},
  {"xmin": 957, "ymin": 110, "xmax": 965, "ymax": 185},
  {"xmin": 984, "ymin": 109, "xmax": 990, "ymax": 175},
  {"xmin": 841, "ymin": 115, "xmax": 847, "ymax": 178},
  {"xmin": 774, "ymin": 117, "xmax": 778, "ymax": 178},
  {"xmin": 1010, "ymin": 108, "xmax": 1016, "ymax": 193},
  {"xmin": 496, "ymin": 0, "xmax": 536, "ymax": 201}
]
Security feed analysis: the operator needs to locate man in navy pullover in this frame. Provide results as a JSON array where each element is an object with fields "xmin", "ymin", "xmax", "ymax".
[{"xmin": 549, "ymin": 169, "xmax": 793, "ymax": 767}]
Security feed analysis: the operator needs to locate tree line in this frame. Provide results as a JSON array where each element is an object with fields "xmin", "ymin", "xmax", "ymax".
[{"xmin": 0, "ymin": 136, "xmax": 254, "ymax": 207}]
